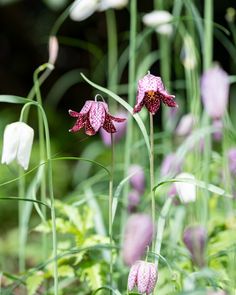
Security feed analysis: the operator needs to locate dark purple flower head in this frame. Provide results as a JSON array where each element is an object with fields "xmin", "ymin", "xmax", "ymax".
[
  {"xmin": 133, "ymin": 72, "xmax": 177, "ymax": 115},
  {"xmin": 129, "ymin": 164, "xmax": 145, "ymax": 194},
  {"xmin": 122, "ymin": 214, "xmax": 154, "ymax": 266},
  {"xmin": 128, "ymin": 189, "xmax": 140, "ymax": 212},
  {"xmin": 201, "ymin": 65, "xmax": 229, "ymax": 120},
  {"xmin": 128, "ymin": 260, "xmax": 158, "ymax": 294},
  {"xmin": 183, "ymin": 225, "xmax": 207, "ymax": 267},
  {"xmin": 228, "ymin": 148, "xmax": 236, "ymax": 176},
  {"xmin": 99, "ymin": 111, "xmax": 127, "ymax": 145},
  {"xmin": 69, "ymin": 100, "xmax": 126, "ymax": 136}
]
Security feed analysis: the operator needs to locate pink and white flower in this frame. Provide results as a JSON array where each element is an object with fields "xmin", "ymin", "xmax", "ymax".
[
  {"xmin": 128, "ymin": 260, "xmax": 158, "ymax": 294},
  {"xmin": 134, "ymin": 73, "xmax": 177, "ymax": 115},
  {"xmin": 69, "ymin": 100, "xmax": 126, "ymax": 136}
]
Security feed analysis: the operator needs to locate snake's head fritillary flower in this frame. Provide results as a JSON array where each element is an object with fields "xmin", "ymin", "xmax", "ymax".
[
  {"xmin": 183, "ymin": 225, "xmax": 207, "ymax": 268},
  {"xmin": 160, "ymin": 153, "xmax": 182, "ymax": 177},
  {"xmin": 142, "ymin": 10, "xmax": 173, "ymax": 35},
  {"xmin": 99, "ymin": 111, "xmax": 127, "ymax": 145},
  {"xmin": 201, "ymin": 65, "xmax": 229, "ymax": 119},
  {"xmin": 1, "ymin": 122, "xmax": 34, "ymax": 170},
  {"xmin": 228, "ymin": 148, "xmax": 236, "ymax": 176},
  {"xmin": 176, "ymin": 113, "xmax": 196, "ymax": 137},
  {"xmin": 122, "ymin": 214, "xmax": 154, "ymax": 266},
  {"xmin": 134, "ymin": 72, "xmax": 177, "ymax": 115},
  {"xmin": 128, "ymin": 164, "xmax": 145, "ymax": 194},
  {"xmin": 70, "ymin": 0, "xmax": 98, "ymax": 22},
  {"xmin": 175, "ymin": 173, "xmax": 196, "ymax": 203},
  {"xmin": 69, "ymin": 100, "xmax": 126, "ymax": 136},
  {"xmin": 128, "ymin": 189, "xmax": 140, "ymax": 213},
  {"xmin": 128, "ymin": 261, "xmax": 158, "ymax": 294}
]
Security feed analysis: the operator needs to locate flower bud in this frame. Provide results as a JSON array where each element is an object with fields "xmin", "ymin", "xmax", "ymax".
[
  {"xmin": 128, "ymin": 261, "xmax": 158, "ymax": 294},
  {"xmin": 143, "ymin": 10, "xmax": 173, "ymax": 35},
  {"xmin": 183, "ymin": 225, "xmax": 207, "ymax": 267},
  {"xmin": 48, "ymin": 36, "xmax": 59, "ymax": 65},
  {"xmin": 128, "ymin": 189, "xmax": 140, "ymax": 213},
  {"xmin": 98, "ymin": 0, "xmax": 128, "ymax": 11},
  {"xmin": 122, "ymin": 214, "xmax": 153, "ymax": 266},
  {"xmin": 70, "ymin": 0, "xmax": 98, "ymax": 22},
  {"xmin": 1, "ymin": 122, "xmax": 34, "ymax": 170},
  {"xmin": 201, "ymin": 65, "xmax": 229, "ymax": 119},
  {"xmin": 175, "ymin": 173, "xmax": 196, "ymax": 203},
  {"xmin": 160, "ymin": 153, "xmax": 181, "ymax": 177},
  {"xmin": 176, "ymin": 113, "xmax": 196, "ymax": 137},
  {"xmin": 128, "ymin": 165, "xmax": 145, "ymax": 194},
  {"xmin": 228, "ymin": 148, "xmax": 236, "ymax": 175}
]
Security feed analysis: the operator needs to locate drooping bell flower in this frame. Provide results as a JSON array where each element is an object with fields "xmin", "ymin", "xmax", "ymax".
[
  {"xmin": 142, "ymin": 10, "xmax": 173, "ymax": 36},
  {"xmin": 98, "ymin": 0, "xmax": 128, "ymax": 11},
  {"xmin": 1, "ymin": 122, "xmax": 34, "ymax": 170},
  {"xmin": 128, "ymin": 164, "xmax": 145, "ymax": 194},
  {"xmin": 48, "ymin": 36, "xmax": 59, "ymax": 65},
  {"xmin": 99, "ymin": 111, "xmax": 127, "ymax": 145},
  {"xmin": 183, "ymin": 225, "xmax": 207, "ymax": 268},
  {"xmin": 160, "ymin": 153, "xmax": 182, "ymax": 177},
  {"xmin": 175, "ymin": 173, "xmax": 196, "ymax": 203},
  {"xmin": 128, "ymin": 260, "xmax": 158, "ymax": 294},
  {"xmin": 228, "ymin": 148, "xmax": 236, "ymax": 176},
  {"xmin": 69, "ymin": 100, "xmax": 126, "ymax": 136},
  {"xmin": 122, "ymin": 214, "xmax": 154, "ymax": 266},
  {"xmin": 201, "ymin": 65, "xmax": 229, "ymax": 120},
  {"xmin": 70, "ymin": 0, "xmax": 98, "ymax": 22},
  {"xmin": 128, "ymin": 189, "xmax": 140, "ymax": 213},
  {"xmin": 133, "ymin": 72, "xmax": 177, "ymax": 115},
  {"xmin": 175, "ymin": 113, "xmax": 196, "ymax": 137}
]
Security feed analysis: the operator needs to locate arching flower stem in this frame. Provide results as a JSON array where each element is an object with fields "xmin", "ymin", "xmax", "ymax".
[{"xmin": 109, "ymin": 133, "xmax": 114, "ymax": 291}]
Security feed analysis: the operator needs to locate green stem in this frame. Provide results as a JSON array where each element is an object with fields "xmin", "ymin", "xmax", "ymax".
[
  {"xmin": 149, "ymin": 114, "xmax": 155, "ymax": 251},
  {"xmin": 154, "ymin": 197, "xmax": 172, "ymax": 267},
  {"xmin": 109, "ymin": 134, "xmax": 114, "ymax": 290},
  {"xmin": 119, "ymin": 0, "xmax": 137, "ymax": 247},
  {"xmin": 203, "ymin": 0, "xmax": 213, "ymax": 70},
  {"xmin": 18, "ymin": 168, "xmax": 25, "ymax": 272},
  {"xmin": 106, "ymin": 9, "xmax": 118, "ymax": 94}
]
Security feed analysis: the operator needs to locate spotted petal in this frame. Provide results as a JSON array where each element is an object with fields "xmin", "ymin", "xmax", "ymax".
[
  {"xmin": 146, "ymin": 263, "xmax": 158, "ymax": 294},
  {"xmin": 103, "ymin": 113, "xmax": 116, "ymax": 133},
  {"xmin": 137, "ymin": 261, "xmax": 150, "ymax": 294},
  {"xmin": 69, "ymin": 114, "xmax": 86, "ymax": 133},
  {"xmin": 143, "ymin": 91, "xmax": 161, "ymax": 114},
  {"xmin": 68, "ymin": 109, "xmax": 80, "ymax": 117},
  {"xmin": 89, "ymin": 102, "xmax": 106, "ymax": 132},
  {"xmin": 160, "ymin": 92, "xmax": 177, "ymax": 107},
  {"xmin": 80, "ymin": 100, "xmax": 93, "ymax": 114},
  {"xmin": 128, "ymin": 261, "xmax": 140, "ymax": 291}
]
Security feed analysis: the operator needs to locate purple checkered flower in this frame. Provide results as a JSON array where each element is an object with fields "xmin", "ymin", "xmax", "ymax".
[
  {"xmin": 228, "ymin": 148, "xmax": 236, "ymax": 175},
  {"xmin": 128, "ymin": 164, "xmax": 145, "ymax": 194},
  {"xmin": 133, "ymin": 72, "xmax": 177, "ymax": 115},
  {"xmin": 128, "ymin": 260, "xmax": 158, "ymax": 294},
  {"xmin": 69, "ymin": 100, "xmax": 126, "ymax": 136},
  {"xmin": 122, "ymin": 214, "xmax": 154, "ymax": 266},
  {"xmin": 201, "ymin": 65, "xmax": 229, "ymax": 119},
  {"xmin": 183, "ymin": 225, "xmax": 207, "ymax": 267}
]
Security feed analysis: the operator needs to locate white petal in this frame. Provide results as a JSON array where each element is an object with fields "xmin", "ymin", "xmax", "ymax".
[
  {"xmin": 98, "ymin": 0, "xmax": 128, "ymax": 11},
  {"xmin": 176, "ymin": 113, "xmax": 196, "ymax": 136},
  {"xmin": 143, "ymin": 10, "xmax": 173, "ymax": 35},
  {"xmin": 16, "ymin": 123, "xmax": 34, "ymax": 170},
  {"xmin": 70, "ymin": 0, "xmax": 98, "ymax": 22},
  {"xmin": 1, "ymin": 122, "xmax": 20, "ymax": 166},
  {"xmin": 175, "ymin": 173, "xmax": 196, "ymax": 203}
]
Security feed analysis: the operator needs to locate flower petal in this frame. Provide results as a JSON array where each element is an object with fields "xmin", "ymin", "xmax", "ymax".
[
  {"xmin": 128, "ymin": 261, "xmax": 140, "ymax": 291},
  {"xmin": 69, "ymin": 114, "xmax": 86, "ymax": 133},
  {"xmin": 68, "ymin": 109, "xmax": 80, "ymax": 118},
  {"xmin": 85, "ymin": 118, "xmax": 96, "ymax": 136},
  {"xmin": 89, "ymin": 102, "xmax": 106, "ymax": 133},
  {"xmin": 137, "ymin": 261, "xmax": 150, "ymax": 293},
  {"xmin": 102, "ymin": 113, "xmax": 117, "ymax": 133},
  {"xmin": 146, "ymin": 263, "xmax": 158, "ymax": 294},
  {"xmin": 17, "ymin": 123, "xmax": 34, "ymax": 170},
  {"xmin": 109, "ymin": 115, "xmax": 126, "ymax": 122},
  {"xmin": 80, "ymin": 100, "xmax": 93, "ymax": 114},
  {"xmin": 160, "ymin": 92, "xmax": 177, "ymax": 107},
  {"xmin": 143, "ymin": 92, "xmax": 161, "ymax": 115}
]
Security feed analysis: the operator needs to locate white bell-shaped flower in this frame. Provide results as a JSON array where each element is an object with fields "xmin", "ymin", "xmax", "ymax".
[
  {"xmin": 142, "ymin": 10, "xmax": 173, "ymax": 35},
  {"xmin": 175, "ymin": 173, "xmax": 196, "ymax": 203},
  {"xmin": 98, "ymin": 0, "xmax": 128, "ymax": 11},
  {"xmin": 70, "ymin": 0, "xmax": 98, "ymax": 21},
  {"xmin": 1, "ymin": 122, "xmax": 34, "ymax": 170}
]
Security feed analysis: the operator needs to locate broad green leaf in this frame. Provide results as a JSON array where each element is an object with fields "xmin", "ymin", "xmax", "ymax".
[
  {"xmin": 58, "ymin": 265, "xmax": 74, "ymax": 278},
  {"xmin": 82, "ymin": 264, "xmax": 103, "ymax": 291},
  {"xmin": 26, "ymin": 272, "xmax": 44, "ymax": 295}
]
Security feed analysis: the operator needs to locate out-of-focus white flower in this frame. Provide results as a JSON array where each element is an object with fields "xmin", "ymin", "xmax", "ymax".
[
  {"xmin": 201, "ymin": 65, "xmax": 229, "ymax": 119},
  {"xmin": 70, "ymin": 0, "xmax": 98, "ymax": 21},
  {"xmin": 48, "ymin": 36, "xmax": 59, "ymax": 65},
  {"xmin": 181, "ymin": 34, "xmax": 197, "ymax": 70},
  {"xmin": 142, "ymin": 10, "xmax": 173, "ymax": 35},
  {"xmin": 176, "ymin": 113, "xmax": 196, "ymax": 137},
  {"xmin": 175, "ymin": 173, "xmax": 196, "ymax": 203},
  {"xmin": 1, "ymin": 122, "xmax": 34, "ymax": 170},
  {"xmin": 98, "ymin": 0, "xmax": 128, "ymax": 11}
]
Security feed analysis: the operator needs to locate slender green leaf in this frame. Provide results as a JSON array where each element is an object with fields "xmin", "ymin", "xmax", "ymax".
[{"xmin": 0, "ymin": 95, "xmax": 31, "ymax": 104}]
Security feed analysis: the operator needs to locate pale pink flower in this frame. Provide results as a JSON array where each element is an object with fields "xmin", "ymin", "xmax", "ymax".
[
  {"xmin": 134, "ymin": 72, "xmax": 177, "ymax": 115},
  {"xmin": 228, "ymin": 148, "xmax": 236, "ymax": 175},
  {"xmin": 128, "ymin": 189, "xmax": 140, "ymax": 212},
  {"xmin": 48, "ymin": 36, "xmax": 59, "ymax": 65},
  {"xmin": 176, "ymin": 113, "xmax": 196, "ymax": 136},
  {"xmin": 183, "ymin": 225, "xmax": 207, "ymax": 267},
  {"xmin": 122, "ymin": 214, "xmax": 153, "ymax": 266},
  {"xmin": 128, "ymin": 260, "xmax": 158, "ymax": 294},
  {"xmin": 128, "ymin": 164, "xmax": 145, "ymax": 194},
  {"xmin": 69, "ymin": 100, "xmax": 126, "ymax": 136},
  {"xmin": 160, "ymin": 153, "xmax": 181, "ymax": 177},
  {"xmin": 201, "ymin": 65, "xmax": 229, "ymax": 119},
  {"xmin": 212, "ymin": 119, "xmax": 223, "ymax": 141},
  {"xmin": 99, "ymin": 111, "xmax": 127, "ymax": 145}
]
